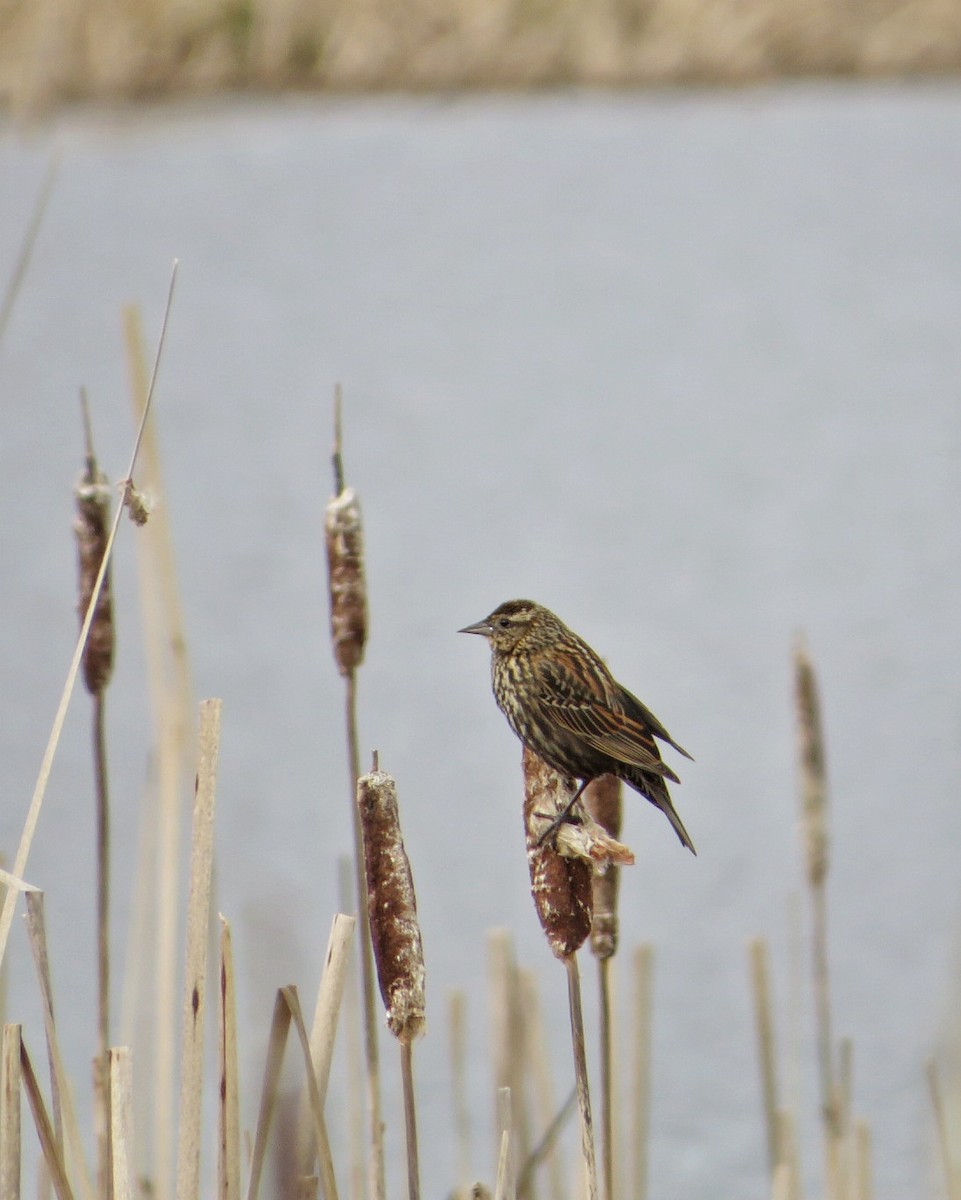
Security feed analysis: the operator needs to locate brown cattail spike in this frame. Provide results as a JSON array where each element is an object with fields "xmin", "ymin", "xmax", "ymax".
[
  {"xmin": 523, "ymin": 746, "xmax": 593, "ymax": 960},
  {"xmin": 357, "ymin": 768, "xmax": 426, "ymax": 1043},
  {"xmin": 74, "ymin": 399, "xmax": 115, "ymax": 695},
  {"xmin": 584, "ymin": 775, "xmax": 622, "ymax": 960},
  {"xmin": 325, "ymin": 485, "xmax": 368, "ymax": 676},
  {"xmin": 794, "ymin": 638, "xmax": 828, "ymax": 887}
]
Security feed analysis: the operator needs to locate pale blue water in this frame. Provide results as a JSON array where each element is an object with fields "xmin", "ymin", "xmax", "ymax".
[{"xmin": 2, "ymin": 84, "xmax": 961, "ymax": 1198}]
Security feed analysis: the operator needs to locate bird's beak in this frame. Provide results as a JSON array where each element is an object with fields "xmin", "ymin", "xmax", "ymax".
[{"xmin": 459, "ymin": 618, "xmax": 492, "ymax": 637}]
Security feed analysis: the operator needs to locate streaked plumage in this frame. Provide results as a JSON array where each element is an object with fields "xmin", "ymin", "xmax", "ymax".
[{"xmin": 460, "ymin": 599, "xmax": 695, "ymax": 853}]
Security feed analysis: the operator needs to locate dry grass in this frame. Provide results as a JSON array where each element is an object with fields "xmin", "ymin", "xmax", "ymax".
[{"xmin": 2, "ymin": 0, "xmax": 961, "ymax": 110}]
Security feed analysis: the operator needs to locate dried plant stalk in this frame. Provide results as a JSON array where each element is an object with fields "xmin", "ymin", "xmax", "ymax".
[
  {"xmin": 176, "ymin": 698, "xmax": 222, "ymax": 1200},
  {"xmin": 108, "ymin": 1048, "xmax": 134, "ymax": 1200},
  {"xmin": 517, "ymin": 970, "xmax": 570, "ymax": 1200},
  {"xmin": 522, "ymin": 747, "xmax": 593, "ymax": 960},
  {"xmin": 793, "ymin": 640, "xmax": 839, "ymax": 1166},
  {"xmin": 1, "ymin": 1023, "xmax": 21, "ymax": 1200},
  {"xmin": 325, "ymin": 398, "xmax": 383, "ymax": 1200},
  {"xmin": 927, "ymin": 1058, "xmax": 959, "ymax": 1200},
  {"xmin": 486, "ymin": 933, "xmax": 531, "ymax": 1184},
  {"xmin": 447, "ymin": 989, "xmax": 471, "ymax": 1197},
  {"xmin": 218, "ymin": 917, "xmax": 241, "ymax": 1200},
  {"xmin": 493, "ymin": 1088, "xmax": 514, "ymax": 1200},
  {"xmin": 631, "ymin": 944, "xmax": 654, "ymax": 1200},
  {"xmin": 357, "ymin": 765, "xmax": 426, "ymax": 1200},
  {"xmin": 74, "ymin": 395, "xmax": 116, "ymax": 1200},
  {"xmin": 565, "ymin": 957, "xmax": 598, "ymax": 1200},
  {"xmin": 748, "ymin": 937, "xmax": 780, "ymax": 1176},
  {"xmin": 19, "ymin": 1040, "xmax": 73, "ymax": 1200}
]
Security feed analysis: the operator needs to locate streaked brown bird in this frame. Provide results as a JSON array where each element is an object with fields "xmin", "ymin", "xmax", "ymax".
[{"xmin": 460, "ymin": 599, "xmax": 695, "ymax": 853}]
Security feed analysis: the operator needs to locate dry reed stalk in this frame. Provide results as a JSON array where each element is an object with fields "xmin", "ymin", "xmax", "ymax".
[
  {"xmin": 630, "ymin": 944, "xmax": 653, "ymax": 1200},
  {"xmin": 19, "ymin": 1039, "xmax": 73, "ymax": 1200},
  {"xmin": 517, "ymin": 969, "xmax": 572, "ymax": 1200},
  {"xmin": 448, "ymin": 989, "xmax": 472, "ymax": 1197},
  {"xmin": 852, "ymin": 1119, "xmax": 873, "ymax": 1200},
  {"xmin": 521, "ymin": 748, "xmax": 598, "ymax": 1199},
  {"xmin": 296, "ymin": 913, "xmax": 357, "ymax": 1176},
  {"xmin": 794, "ymin": 639, "xmax": 841, "ymax": 1190},
  {"xmin": 245, "ymin": 988, "xmax": 338, "ymax": 1200},
  {"xmin": 0, "ymin": 155, "xmax": 57, "ymax": 351},
  {"xmin": 927, "ymin": 1058, "xmax": 959, "ymax": 1200},
  {"xmin": 218, "ymin": 917, "xmax": 241, "ymax": 1200},
  {"xmin": 585, "ymin": 775, "xmax": 621, "ymax": 1200},
  {"xmin": 121, "ymin": 283, "xmax": 194, "ymax": 1200},
  {"xmin": 486, "ymin": 932, "xmax": 533, "ymax": 1187},
  {"xmin": 337, "ymin": 858, "xmax": 365, "ymax": 1200},
  {"xmin": 748, "ymin": 937, "xmax": 780, "ymax": 1176},
  {"xmin": 774, "ymin": 1110, "xmax": 801, "ymax": 1200},
  {"xmin": 357, "ymin": 764, "xmax": 426, "ymax": 1200},
  {"xmin": 0, "ymin": 267, "xmax": 177, "ymax": 984},
  {"xmin": 108, "ymin": 1048, "xmax": 134, "ymax": 1200},
  {"xmin": 74, "ymin": 390, "xmax": 115, "ymax": 1200},
  {"xmin": 175, "ymin": 699, "xmax": 222, "ymax": 1200},
  {"xmin": 494, "ymin": 1087, "xmax": 515, "ymax": 1200},
  {"xmin": 1, "ymin": 1023, "xmax": 21, "ymax": 1199},
  {"xmin": 324, "ymin": 395, "xmax": 383, "ymax": 1200},
  {"xmin": 23, "ymin": 893, "xmax": 95, "ymax": 1200}
]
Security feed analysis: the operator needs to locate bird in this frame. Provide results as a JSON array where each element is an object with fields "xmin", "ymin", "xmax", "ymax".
[{"xmin": 460, "ymin": 599, "xmax": 695, "ymax": 853}]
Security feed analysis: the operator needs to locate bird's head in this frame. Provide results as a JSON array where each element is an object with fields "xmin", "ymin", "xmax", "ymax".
[{"xmin": 459, "ymin": 598, "xmax": 552, "ymax": 653}]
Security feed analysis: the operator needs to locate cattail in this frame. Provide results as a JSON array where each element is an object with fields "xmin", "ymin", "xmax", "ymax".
[
  {"xmin": 357, "ymin": 767, "xmax": 425, "ymax": 1044},
  {"xmin": 325, "ymin": 487, "xmax": 368, "ymax": 677},
  {"xmin": 584, "ymin": 775, "xmax": 622, "ymax": 961},
  {"xmin": 794, "ymin": 638, "xmax": 828, "ymax": 888},
  {"xmin": 74, "ymin": 447, "xmax": 114, "ymax": 696},
  {"xmin": 522, "ymin": 747, "xmax": 593, "ymax": 960}
]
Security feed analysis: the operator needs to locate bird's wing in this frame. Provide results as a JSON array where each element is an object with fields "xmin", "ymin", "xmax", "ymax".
[
  {"xmin": 619, "ymin": 687, "xmax": 694, "ymax": 761},
  {"xmin": 534, "ymin": 655, "xmax": 679, "ymax": 782}
]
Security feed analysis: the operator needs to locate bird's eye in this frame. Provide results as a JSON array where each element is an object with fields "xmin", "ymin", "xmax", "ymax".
[{"xmin": 497, "ymin": 617, "xmax": 511, "ymax": 629}]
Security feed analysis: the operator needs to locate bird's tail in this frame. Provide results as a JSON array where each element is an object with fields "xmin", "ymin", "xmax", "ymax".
[{"xmin": 634, "ymin": 770, "xmax": 697, "ymax": 855}]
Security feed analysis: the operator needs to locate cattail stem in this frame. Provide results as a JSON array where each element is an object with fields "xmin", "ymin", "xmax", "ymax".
[
  {"xmin": 565, "ymin": 957, "xmax": 598, "ymax": 1200},
  {"xmin": 631, "ymin": 945, "xmax": 653, "ymax": 1200},
  {"xmin": 400, "ymin": 1040, "xmax": 420, "ymax": 1200}
]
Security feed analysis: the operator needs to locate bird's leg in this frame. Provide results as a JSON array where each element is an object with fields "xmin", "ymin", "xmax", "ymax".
[{"xmin": 536, "ymin": 779, "xmax": 590, "ymax": 847}]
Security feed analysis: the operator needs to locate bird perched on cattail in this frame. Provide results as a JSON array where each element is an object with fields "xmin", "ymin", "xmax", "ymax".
[{"xmin": 460, "ymin": 599, "xmax": 695, "ymax": 853}]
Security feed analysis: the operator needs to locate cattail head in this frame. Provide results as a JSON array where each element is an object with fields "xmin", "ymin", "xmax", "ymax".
[
  {"xmin": 522, "ymin": 747, "xmax": 593, "ymax": 961},
  {"xmin": 325, "ymin": 486, "xmax": 368, "ymax": 676},
  {"xmin": 794, "ymin": 637, "xmax": 828, "ymax": 887},
  {"xmin": 584, "ymin": 775, "xmax": 622, "ymax": 960},
  {"xmin": 74, "ymin": 451, "xmax": 114, "ymax": 696},
  {"xmin": 357, "ymin": 766, "xmax": 425, "ymax": 1043}
]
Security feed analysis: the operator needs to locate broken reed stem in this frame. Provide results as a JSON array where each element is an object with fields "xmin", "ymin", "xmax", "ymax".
[
  {"xmin": 494, "ymin": 1088, "xmax": 514, "ymax": 1200},
  {"xmin": 325, "ymin": 396, "xmax": 384, "ymax": 1200},
  {"xmin": 108, "ymin": 1048, "xmax": 134, "ymax": 1200},
  {"xmin": 631, "ymin": 945, "xmax": 653, "ymax": 1200},
  {"xmin": 1, "ymin": 1023, "xmax": 21, "ymax": 1200},
  {"xmin": 585, "ymin": 775, "xmax": 622, "ymax": 1200},
  {"xmin": 19, "ymin": 1039, "xmax": 73, "ymax": 1200},
  {"xmin": 486, "ymin": 933, "xmax": 532, "ymax": 1184},
  {"xmin": 357, "ymin": 765, "xmax": 426, "ymax": 1200},
  {"xmin": 748, "ymin": 937, "xmax": 780, "ymax": 1177},
  {"xmin": 175, "ymin": 699, "xmax": 222, "ymax": 1200},
  {"xmin": 337, "ymin": 858, "xmax": 365, "ymax": 1200},
  {"xmin": 74, "ymin": 392, "xmax": 115, "ymax": 1199},
  {"xmin": 794, "ymin": 639, "xmax": 840, "ymax": 1170}
]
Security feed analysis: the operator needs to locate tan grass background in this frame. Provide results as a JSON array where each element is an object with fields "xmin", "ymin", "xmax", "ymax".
[{"xmin": 2, "ymin": 0, "xmax": 961, "ymax": 109}]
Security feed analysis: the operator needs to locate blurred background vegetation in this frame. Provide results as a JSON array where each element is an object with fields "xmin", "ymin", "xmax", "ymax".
[{"xmin": 2, "ymin": 0, "xmax": 961, "ymax": 109}]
